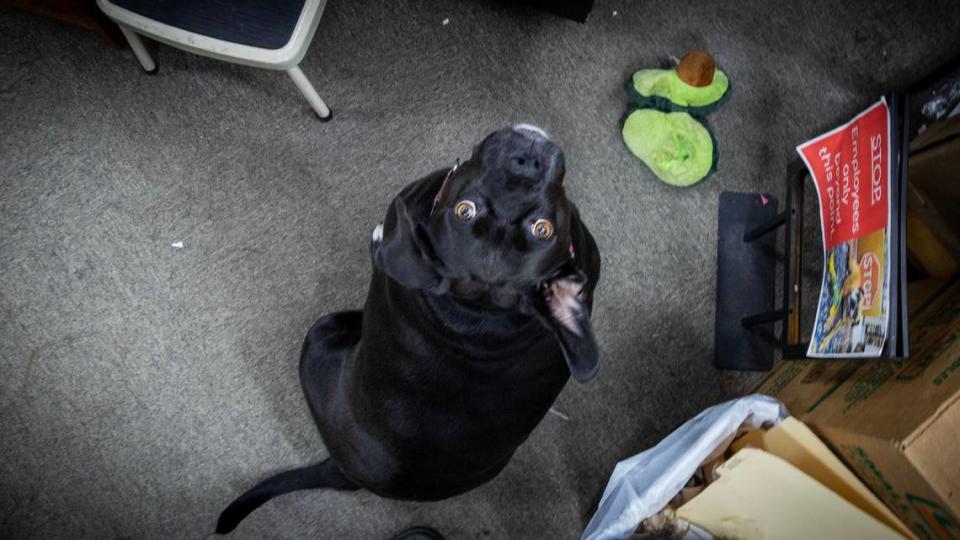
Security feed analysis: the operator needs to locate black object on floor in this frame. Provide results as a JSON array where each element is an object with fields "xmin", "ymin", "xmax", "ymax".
[
  {"xmin": 388, "ymin": 526, "xmax": 446, "ymax": 540},
  {"xmin": 515, "ymin": 0, "xmax": 594, "ymax": 22},
  {"xmin": 714, "ymin": 191, "xmax": 779, "ymax": 371}
]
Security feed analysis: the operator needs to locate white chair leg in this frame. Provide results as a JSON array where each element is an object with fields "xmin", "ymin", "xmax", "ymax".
[
  {"xmin": 118, "ymin": 25, "xmax": 157, "ymax": 73},
  {"xmin": 286, "ymin": 65, "xmax": 331, "ymax": 120}
]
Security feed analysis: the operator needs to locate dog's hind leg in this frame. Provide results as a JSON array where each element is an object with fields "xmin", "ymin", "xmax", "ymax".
[
  {"xmin": 216, "ymin": 312, "xmax": 364, "ymax": 534},
  {"xmin": 215, "ymin": 458, "xmax": 359, "ymax": 534},
  {"xmin": 299, "ymin": 310, "xmax": 362, "ymax": 423},
  {"xmin": 301, "ymin": 310, "xmax": 363, "ymax": 355}
]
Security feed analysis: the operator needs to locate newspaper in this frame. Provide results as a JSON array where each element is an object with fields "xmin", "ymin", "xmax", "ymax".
[{"xmin": 797, "ymin": 98, "xmax": 892, "ymax": 357}]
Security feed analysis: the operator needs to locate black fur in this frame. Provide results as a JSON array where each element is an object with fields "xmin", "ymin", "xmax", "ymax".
[{"xmin": 216, "ymin": 127, "xmax": 601, "ymax": 533}]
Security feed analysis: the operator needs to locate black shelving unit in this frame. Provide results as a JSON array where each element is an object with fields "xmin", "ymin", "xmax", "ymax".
[{"xmin": 715, "ymin": 94, "xmax": 911, "ymax": 370}]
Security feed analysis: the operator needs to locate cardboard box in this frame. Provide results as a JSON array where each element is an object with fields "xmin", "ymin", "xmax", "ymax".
[
  {"xmin": 908, "ymin": 114, "xmax": 960, "ymax": 278},
  {"xmin": 607, "ymin": 400, "xmax": 911, "ymax": 539},
  {"xmin": 910, "ymin": 115, "xmax": 960, "ymax": 238},
  {"xmin": 677, "ymin": 448, "xmax": 903, "ymax": 540},
  {"xmin": 755, "ymin": 278, "xmax": 960, "ymax": 539},
  {"xmin": 732, "ymin": 417, "xmax": 915, "ymax": 538}
]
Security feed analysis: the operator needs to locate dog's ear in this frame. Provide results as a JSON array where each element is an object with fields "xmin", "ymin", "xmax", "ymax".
[
  {"xmin": 530, "ymin": 264, "xmax": 601, "ymax": 383},
  {"xmin": 371, "ymin": 191, "xmax": 448, "ymax": 294}
]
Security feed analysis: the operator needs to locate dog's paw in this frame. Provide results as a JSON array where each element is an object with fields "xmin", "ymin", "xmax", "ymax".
[{"xmin": 372, "ymin": 223, "xmax": 384, "ymax": 243}]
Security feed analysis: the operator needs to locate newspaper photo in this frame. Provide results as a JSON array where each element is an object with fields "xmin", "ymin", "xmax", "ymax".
[{"xmin": 797, "ymin": 98, "xmax": 892, "ymax": 357}]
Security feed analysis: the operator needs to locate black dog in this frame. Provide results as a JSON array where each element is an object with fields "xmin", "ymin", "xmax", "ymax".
[{"xmin": 216, "ymin": 125, "xmax": 601, "ymax": 533}]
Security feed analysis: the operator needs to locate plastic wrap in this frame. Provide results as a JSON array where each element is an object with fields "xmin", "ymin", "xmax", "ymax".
[
  {"xmin": 921, "ymin": 78, "xmax": 960, "ymax": 121},
  {"xmin": 581, "ymin": 394, "xmax": 788, "ymax": 540}
]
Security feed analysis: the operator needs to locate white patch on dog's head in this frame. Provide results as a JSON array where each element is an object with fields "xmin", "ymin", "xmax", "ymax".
[
  {"xmin": 513, "ymin": 124, "xmax": 550, "ymax": 140},
  {"xmin": 372, "ymin": 223, "xmax": 384, "ymax": 243},
  {"xmin": 546, "ymin": 279, "xmax": 584, "ymax": 336}
]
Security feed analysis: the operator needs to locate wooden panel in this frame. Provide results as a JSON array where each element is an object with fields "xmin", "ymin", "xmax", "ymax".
[{"xmin": 1, "ymin": 0, "xmax": 125, "ymax": 47}]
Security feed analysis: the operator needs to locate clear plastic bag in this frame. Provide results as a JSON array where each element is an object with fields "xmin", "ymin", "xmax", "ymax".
[
  {"xmin": 921, "ymin": 78, "xmax": 960, "ymax": 121},
  {"xmin": 581, "ymin": 394, "xmax": 788, "ymax": 540}
]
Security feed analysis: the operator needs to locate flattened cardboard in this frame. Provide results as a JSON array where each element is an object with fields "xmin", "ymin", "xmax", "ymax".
[
  {"xmin": 732, "ymin": 417, "xmax": 914, "ymax": 538},
  {"xmin": 677, "ymin": 448, "xmax": 901, "ymax": 540},
  {"xmin": 754, "ymin": 278, "xmax": 960, "ymax": 539}
]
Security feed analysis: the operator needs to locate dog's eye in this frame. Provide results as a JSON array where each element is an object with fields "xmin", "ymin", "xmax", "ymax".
[
  {"xmin": 531, "ymin": 219, "xmax": 554, "ymax": 240},
  {"xmin": 454, "ymin": 200, "xmax": 477, "ymax": 221}
]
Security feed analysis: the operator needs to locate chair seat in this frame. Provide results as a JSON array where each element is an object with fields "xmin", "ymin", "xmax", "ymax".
[{"xmin": 109, "ymin": 0, "xmax": 306, "ymax": 50}]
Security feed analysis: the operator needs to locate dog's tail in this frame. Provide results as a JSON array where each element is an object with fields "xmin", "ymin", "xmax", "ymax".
[{"xmin": 216, "ymin": 458, "xmax": 359, "ymax": 534}]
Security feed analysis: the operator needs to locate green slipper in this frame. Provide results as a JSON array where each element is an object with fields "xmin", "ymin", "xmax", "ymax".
[
  {"xmin": 621, "ymin": 108, "xmax": 717, "ymax": 187},
  {"xmin": 626, "ymin": 68, "xmax": 730, "ymax": 117}
]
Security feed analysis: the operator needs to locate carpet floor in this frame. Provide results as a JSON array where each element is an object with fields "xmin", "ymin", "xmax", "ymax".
[{"xmin": 1, "ymin": 0, "xmax": 959, "ymax": 538}]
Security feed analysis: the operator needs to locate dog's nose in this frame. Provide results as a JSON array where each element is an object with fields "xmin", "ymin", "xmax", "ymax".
[
  {"xmin": 489, "ymin": 124, "xmax": 564, "ymax": 185},
  {"xmin": 507, "ymin": 141, "xmax": 563, "ymax": 183},
  {"xmin": 508, "ymin": 151, "xmax": 546, "ymax": 178},
  {"xmin": 507, "ymin": 126, "xmax": 556, "ymax": 180}
]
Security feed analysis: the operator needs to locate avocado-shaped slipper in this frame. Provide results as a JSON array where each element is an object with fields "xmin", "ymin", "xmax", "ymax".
[
  {"xmin": 621, "ymin": 108, "xmax": 717, "ymax": 187},
  {"xmin": 626, "ymin": 51, "xmax": 730, "ymax": 116}
]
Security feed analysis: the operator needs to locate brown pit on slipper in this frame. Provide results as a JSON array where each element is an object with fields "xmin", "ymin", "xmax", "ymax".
[{"xmin": 677, "ymin": 50, "xmax": 716, "ymax": 87}]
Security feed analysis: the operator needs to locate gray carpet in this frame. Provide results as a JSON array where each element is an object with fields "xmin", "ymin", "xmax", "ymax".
[{"xmin": 1, "ymin": 1, "xmax": 958, "ymax": 538}]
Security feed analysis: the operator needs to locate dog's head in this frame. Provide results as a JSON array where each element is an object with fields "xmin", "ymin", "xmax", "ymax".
[{"xmin": 372, "ymin": 125, "xmax": 600, "ymax": 382}]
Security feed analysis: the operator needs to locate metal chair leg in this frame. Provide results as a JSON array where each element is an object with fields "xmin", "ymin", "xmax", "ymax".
[
  {"xmin": 119, "ymin": 25, "xmax": 157, "ymax": 74},
  {"xmin": 287, "ymin": 65, "xmax": 331, "ymax": 120}
]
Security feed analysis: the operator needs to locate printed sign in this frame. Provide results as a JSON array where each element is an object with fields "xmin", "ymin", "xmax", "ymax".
[{"xmin": 797, "ymin": 98, "xmax": 892, "ymax": 357}]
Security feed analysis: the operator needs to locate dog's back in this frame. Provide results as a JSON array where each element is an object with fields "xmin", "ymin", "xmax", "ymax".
[{"xmin": 310, "ymin": 256, "xmax": 588, "ymax": 500}]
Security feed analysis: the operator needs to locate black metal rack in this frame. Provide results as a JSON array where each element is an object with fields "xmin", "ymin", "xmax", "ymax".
[{"xmin": 714, "ymin": 94, "xmax": 911, "ymax": 371}]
